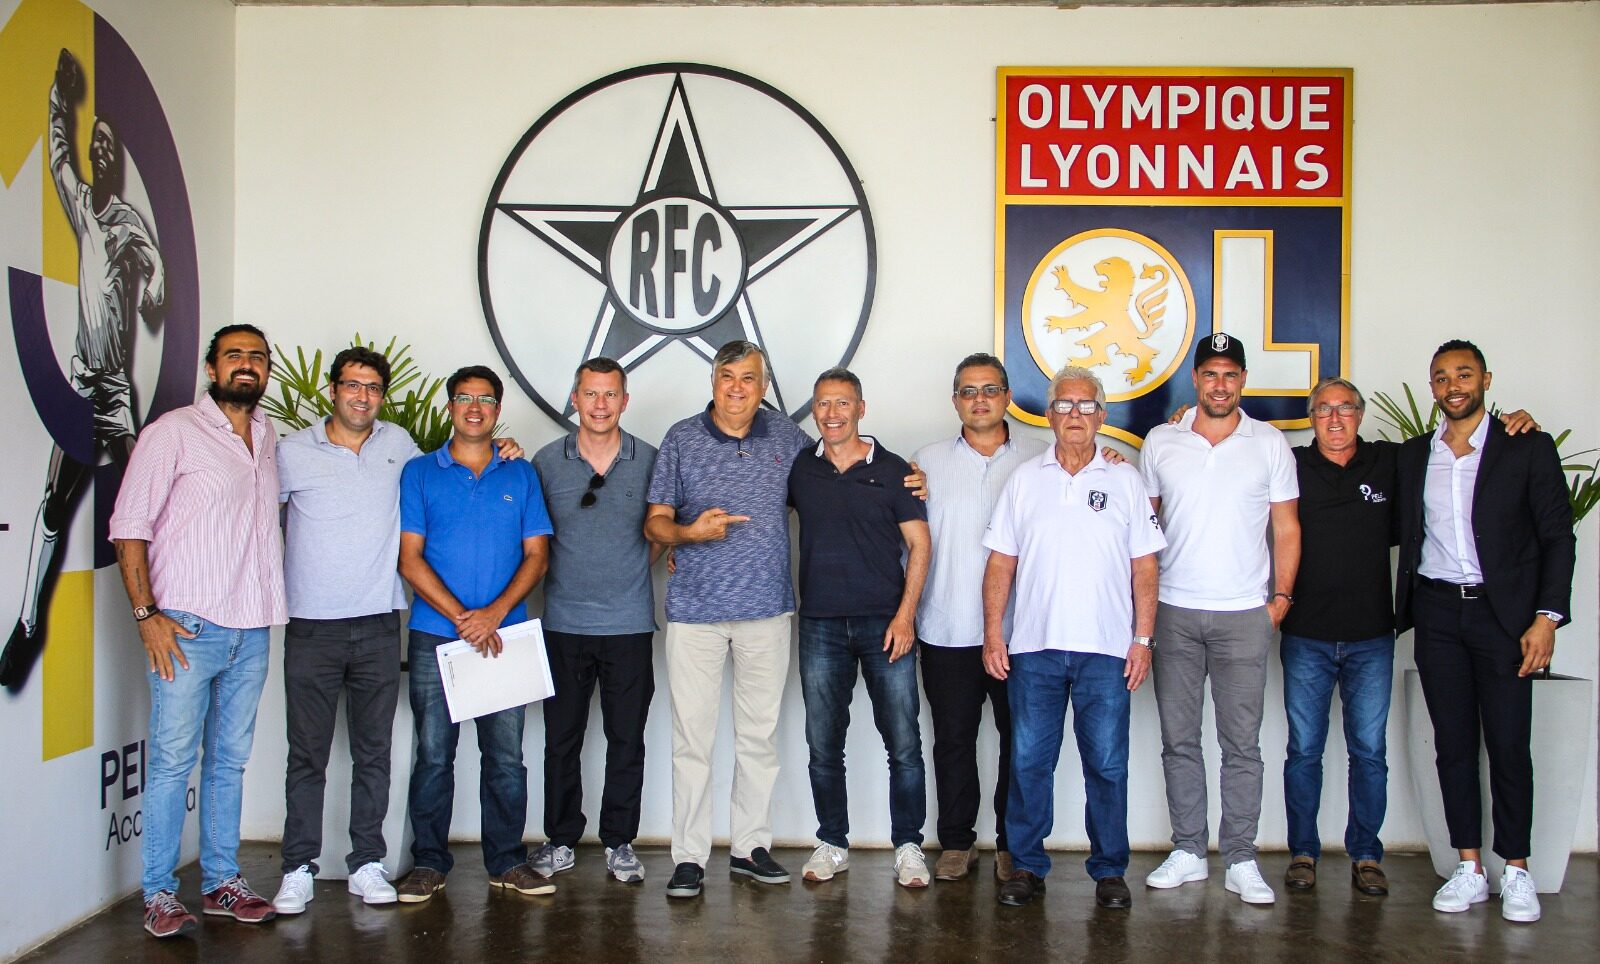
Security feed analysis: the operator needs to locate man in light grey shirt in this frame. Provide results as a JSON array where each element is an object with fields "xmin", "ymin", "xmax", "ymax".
[
  {"xmin": 531, "ymin": 357, "xmax": 660, "ymax": 885},
  {"xmin": 913, "ymin": 353, "xmax": 1045, "ymax": 883}
]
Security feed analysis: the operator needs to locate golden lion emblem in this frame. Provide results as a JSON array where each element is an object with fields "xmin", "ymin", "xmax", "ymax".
[{"xmin": 1045, "ymin": 257, "xmax": 1168, "ymax": 384}]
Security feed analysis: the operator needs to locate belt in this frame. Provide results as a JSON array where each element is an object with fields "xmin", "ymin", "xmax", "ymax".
[{"xmin": 1420, "ymin": 576, "xmax": 1486, "ymax": 600}]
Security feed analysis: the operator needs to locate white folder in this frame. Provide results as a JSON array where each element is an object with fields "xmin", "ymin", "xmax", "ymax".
[{"xmin": 434, "ymin": 618, "xmax": 555, "ymax": 723}]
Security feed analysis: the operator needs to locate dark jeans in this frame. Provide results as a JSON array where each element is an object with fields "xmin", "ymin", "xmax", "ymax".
[
  {"xmin": 541, "ymin": 629, "xmax": 654, "ymax": 849},
  {"xmin": 1281, "ymin": 632, "xmax": 1392, "ymax": 863},
  {"xmin": 281, "ymin": 613, "xmax": 402, "ymax": 874},
  {"xmin": 1413, "ymin": 581, "xmax": 1534, "ymax": 860},
  {"xmin": 407, "ymin": 630, "xmax": 529, "ymax": 876},
  {"xmin": 1006, "ymin": 650, "xmax": 1131, "ymax": 881},
  {"xmin": 919, "ymin": 641, "xmax": 1011, "ymax": 851},
  {"xmin": 798, "ymin": 616, "xmax": 925, "ymax": 848}
]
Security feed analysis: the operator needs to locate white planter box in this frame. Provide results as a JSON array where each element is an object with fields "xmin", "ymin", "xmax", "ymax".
[{"xmin": 1403, "ymin": 668, "xmax": 1592, "ymax": 893}]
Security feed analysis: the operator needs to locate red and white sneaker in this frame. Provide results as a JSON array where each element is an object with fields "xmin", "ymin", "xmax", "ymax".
[
  {"xmin": 143, "ymin": 891, "xmax": 198, "ymax": 938},
  {"xmin": 203, "ymin": 875, "xmax": 278, "ymax": 923}
]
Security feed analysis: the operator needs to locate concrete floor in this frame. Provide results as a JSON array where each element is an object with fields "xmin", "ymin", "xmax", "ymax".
[{"xmin": 18, "ymin": 844, "xmax": 1599, "ymax": 962}]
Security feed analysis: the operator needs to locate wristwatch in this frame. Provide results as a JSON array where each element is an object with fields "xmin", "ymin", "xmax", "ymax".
[
  {"xmin": 1132, "ymin": 635, "xmax": 1154, "ymax": 650},
  {"xmin": 133, "ymin": 605, "xmax": 161, "ymax": 622}
]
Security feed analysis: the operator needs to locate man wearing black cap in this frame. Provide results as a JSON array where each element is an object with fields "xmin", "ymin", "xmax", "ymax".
[{"xmin": 1137, "ymin": 332, "xmax": 1300, "ymax": 905}]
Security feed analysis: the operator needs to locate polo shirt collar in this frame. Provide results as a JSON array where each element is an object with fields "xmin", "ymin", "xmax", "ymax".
[
  {"xmin": 312, "ymin": 417, "xmax": 390, "ymax": 447},
  {"xmin": 433, "ymin": 440, "xmax": 511, "ymax": 470},
  {"xmin": 1176, "ymin": 405, "xmax": 1256, "ymax": 438},
  {"xmin": 954, "ymin": 423, "xmax": 1012, "ymax": 455},
  {"xmin": 1041, "ymin": 446, "xmax": 1107, "ymax": 475},
  {"xmin": 562, "ymin": 430, "xmax": 637, "ymax": 461},
  {"xmin": 699, "ymin": 403, "xmax": 769, "ymax": 443},
  {"xmin": 197, "ymin": 391, "xmax": 266, "ymax": 429},
  {"xmin": 814, "ymin": 435, "xmax": 877, "ymax": 463},
  {"xmin": 1430, "ymin": 412, "xmax": 1489, "ymax": 453},
  {"xmin": 1308, "ymin": 434, "xmax": 1371, "ymax": 470}
]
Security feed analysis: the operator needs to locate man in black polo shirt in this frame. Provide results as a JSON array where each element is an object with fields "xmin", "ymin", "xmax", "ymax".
[
  {"xmin": 1279, "ymin": 376, "xmax": 1534, "ymax": 897},
  {"xmin": 788, "ymin": 367, "xmax": 933, "ymax": 889}
]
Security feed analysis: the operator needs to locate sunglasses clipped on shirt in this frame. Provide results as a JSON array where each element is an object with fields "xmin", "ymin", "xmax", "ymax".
[{"xmin": 580, "ymin": 472, "xmax": 606, "ymax": 508}]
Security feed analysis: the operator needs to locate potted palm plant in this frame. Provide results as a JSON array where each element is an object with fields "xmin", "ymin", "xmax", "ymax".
[{"xmin": 1374, "ymin": 385, "xmax": 1596, "ymax": 893}]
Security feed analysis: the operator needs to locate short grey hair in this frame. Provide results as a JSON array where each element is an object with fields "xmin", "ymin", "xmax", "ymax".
[
  {"xmin": 712, "ymin": 339, "xmax": 772, "ymax": 386},
  {"xmin": 1307, "ymin": 376, "xmax": 1365, "ymax": 417},
  {"xmin": 1049, "ymin": 365, "xmax": 1107, "ymax": 406},
  {"xmin": 813, "ymin": 366, "xmax": 862, "ymax": 400}
]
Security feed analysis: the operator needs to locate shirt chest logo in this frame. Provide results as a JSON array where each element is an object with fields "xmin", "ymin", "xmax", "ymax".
[
  {"xmin": 1359, "ymin": 483, "xmax": 1387, "ymax": 504},
  {"xmin": 1088, "ymin": 490, "xmax": 1107, "ymax": 512}
]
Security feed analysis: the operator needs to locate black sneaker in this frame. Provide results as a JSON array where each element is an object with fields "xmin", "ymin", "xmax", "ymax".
[
  {"xmin": 730, "ymin": 847, "xmax": 790, "ymax": 884},
  {"xmin": 666, "ymin": 862, "xmax": 704, "ymax": 899}
]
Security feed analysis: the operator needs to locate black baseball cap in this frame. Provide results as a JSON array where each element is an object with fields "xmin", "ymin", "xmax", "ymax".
[{"xmin": 1194, "ymin": 332, "xmax": 1246, "ymax": 369}]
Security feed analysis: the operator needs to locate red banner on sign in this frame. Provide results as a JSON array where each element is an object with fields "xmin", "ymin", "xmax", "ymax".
[{"xmin": 1001, "ymin": 71, "xmax": 1348, "ymax": 200}]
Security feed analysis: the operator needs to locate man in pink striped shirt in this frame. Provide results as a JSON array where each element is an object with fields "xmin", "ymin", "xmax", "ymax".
[{"xmin": 109, "ymin": 324, "xmax": 288, "ymax": 939}]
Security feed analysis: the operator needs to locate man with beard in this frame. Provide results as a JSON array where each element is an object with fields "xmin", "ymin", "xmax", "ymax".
[
  {"xmin": 110, "ymin": 325, "xmax": 286, "ymax": 938},
  {"xmin": 1139, "ymin": 332, "xmax": 1299, "ymax": 906},
  {"xmin": 3, "ymin": 48, "xmax": 166, "ymax": 688},
  {"xmin": 1396, "ymin": 339, "xmax": 1573, "ymax": 923}
]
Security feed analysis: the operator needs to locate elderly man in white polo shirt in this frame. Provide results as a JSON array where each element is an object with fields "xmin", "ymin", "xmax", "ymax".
[
  {"xmin": 1139, "ymin": 332, "xmax": 1300, "ymax": 905},
  {"xmin": 981, "ymin": 366, "xmax": 1164, "ymax": 909}
]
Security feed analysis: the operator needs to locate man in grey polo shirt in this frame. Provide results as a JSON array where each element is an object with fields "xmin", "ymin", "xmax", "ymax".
[
  {"xmin": 913, "ymin": 353, "xmax": 1044, "ymax": 883},
  {"xmin": 531, "ymin": 357, "xmax": 660, "ymax": 885}
]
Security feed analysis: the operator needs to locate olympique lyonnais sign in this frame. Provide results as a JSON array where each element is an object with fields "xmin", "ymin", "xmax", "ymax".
[{"xmin": 996, "ymin": 68, "xmax": 1352, "ymax": 445}]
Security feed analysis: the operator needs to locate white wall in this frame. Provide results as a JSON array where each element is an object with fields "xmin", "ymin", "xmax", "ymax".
[
  {"xmin": 0, "ymin": 0, "xmax": 234, "ymax": 957},
  {"xmin": 233, "ymin": 2, "xmax": 1599, "ymax": 861}
]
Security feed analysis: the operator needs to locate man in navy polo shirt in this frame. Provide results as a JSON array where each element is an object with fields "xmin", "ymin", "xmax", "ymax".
[
  {"xmin": 395, "ymin": 365, "xmax": 554, "ymax": 903},
  {"xmin": 789, "ymin": 368, "xmax": 932, "ymax": 889}
]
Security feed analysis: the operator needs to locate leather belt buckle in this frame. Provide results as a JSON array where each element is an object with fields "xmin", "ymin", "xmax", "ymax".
[{"xmin": 1458, "ymin": 583, "xmax": 1486, "ymax": 600}]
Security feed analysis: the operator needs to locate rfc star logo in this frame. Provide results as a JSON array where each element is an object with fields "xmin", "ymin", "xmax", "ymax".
[{"xmin": 479, "ymin": 64, "xmax": 876, "ymax": 441}]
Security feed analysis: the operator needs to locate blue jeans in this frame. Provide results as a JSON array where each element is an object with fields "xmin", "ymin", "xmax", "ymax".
[
  {"xmin": 407, "ymin": 630, "xmax": 528, "ymax": 876},
  {"xmin": 141, "ymin": 611, "xmax": 269, "ymax": 898},
  {"xmin": 1006, "ymin": 650, "xmax": 1130, "ymax": 881},
  {"xmin": 1281, "ymin": 633, "xmax": 1393, "ymax": 862},
  {"xmin": 798, "ymin": 616, "xmax": 925, "ymax": 848}
]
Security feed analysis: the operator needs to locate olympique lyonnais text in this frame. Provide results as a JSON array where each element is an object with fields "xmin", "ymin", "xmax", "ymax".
[{"xmin": 1003, "ymin": 75, "xmax": 1348, "ymax": 199}]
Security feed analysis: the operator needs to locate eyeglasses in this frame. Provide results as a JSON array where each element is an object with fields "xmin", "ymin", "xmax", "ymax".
[
  {"xmin": 956, "ymin": 385, "xmax": 1006, "ymax": 400},
  {"xmin": 1312, "ymin": 402, "xmax": 1361, "ymax": 418},
  {"xmin": 580, "ymin": 472, "xmax": 606, "ymax": 508},
  {"xmin": 451, "ymin": 393, "xmax": 500, "ymax": 407},
  {"xmin": 1049, "ymin": 399, "xmax": 1103, "ymax": 416},
  {"xmin": 336, "ymin": 379, "xmax": 385, "ymax": 397}
]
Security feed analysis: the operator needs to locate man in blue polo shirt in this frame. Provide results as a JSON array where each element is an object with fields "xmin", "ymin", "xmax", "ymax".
[
  {"xmin": 789, "ymin": 368, "xmax": 932, "ymax": 889},
  {"xmin": 395, "ymin": 365, "xmax": 554, "ymax": 903}
]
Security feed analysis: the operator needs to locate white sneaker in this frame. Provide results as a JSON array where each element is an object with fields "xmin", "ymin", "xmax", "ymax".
[
  {"xmin": 1432, "ymin": 861, "xmax": 1489, "ymax": 913},
  {"xmin": 532, "ymin": 843, "xmax": 575, "ymax": 877},
  {"xmin": 1145, "ymin": 849, "xmax": 1209, "ymax": 889},
  {"xmin": 1499, "ymin": 866, "xmax": 1541, "ymax": 923},
  {"xmin": 802, "ymin": 843, "xmax": 850, "ymax": 882},
  {"xmin": 894, "ymin": 843, "xmax": 930, "ymax": 889},
  {"xmin": 347, "ymin": 862, "xmax": 398, "ymax": 905},
  {"xmin": 273, "ymin": 865, "xmax": 314, "ymax": 914},
  {"xmin": 606, "ymin": 844, "xmax": 646, "ymax": 883},
  {"xmin": 1224, "ymin": 859, "xmax": 1276, "ymax": 905}
]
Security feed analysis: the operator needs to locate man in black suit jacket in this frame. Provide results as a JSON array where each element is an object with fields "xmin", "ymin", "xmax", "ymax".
[{"xmin": 1395, "ymin": 339, "xmax": 1574, "ymax": 924}]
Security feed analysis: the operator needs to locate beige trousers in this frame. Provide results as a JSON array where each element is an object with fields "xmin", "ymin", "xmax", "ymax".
[{"xmin": 665, "ymin": 614, "xmax": 793, "ymax": 867}]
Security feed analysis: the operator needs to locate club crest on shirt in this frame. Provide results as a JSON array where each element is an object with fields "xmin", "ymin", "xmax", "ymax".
[
  {"xmin": 1088, "ymin": 490, "xmax": 1107, "ymax": 512},
  {"xmin": 1359, "ymin": 483, "xmax": 1386, "ymax": 504}
]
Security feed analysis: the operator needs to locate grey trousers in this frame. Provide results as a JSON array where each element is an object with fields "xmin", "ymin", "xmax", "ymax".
[{"xmin": 1152, "ymin": 602, "xmax": 1273, "ymax": 866}]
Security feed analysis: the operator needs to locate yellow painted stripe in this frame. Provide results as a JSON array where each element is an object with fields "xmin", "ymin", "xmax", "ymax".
[{"xmin": 41, "ymin": 568, "xmax": 95, "ymax": 761}]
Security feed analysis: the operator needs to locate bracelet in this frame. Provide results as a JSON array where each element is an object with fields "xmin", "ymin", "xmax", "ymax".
[{"xmin": 1271, "ymin": 592, "xmax": 1294, "ymax": 603}]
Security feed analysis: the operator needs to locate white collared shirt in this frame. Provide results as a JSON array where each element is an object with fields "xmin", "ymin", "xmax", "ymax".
[
  {"xmin": 1139, "ymin": 408, "xmax": 1299, "ymax": 611},
  {"xmin": 984, "ymin": 449, "xmax": 1166, "ymax": 657},
  {"xmin": 1418, "ymin": 414, "xmax": 1489, "ymax": 583},
  {"xmin": 914, "ymin": 430, "xmax": 1048, "ymax": 647}
]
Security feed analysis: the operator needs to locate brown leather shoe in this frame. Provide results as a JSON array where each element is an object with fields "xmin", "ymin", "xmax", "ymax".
[
  {"xmin": 1351, "ymin": 860, "xmax": 1388, "ymax": 896},
  {"xmin": 1284, "ymin": 856, "xmax": 1316, "ymax": 891},
  {"xmin": 994, "ymin": 850, "xmax": 1015, "ymax": 882},
  {"xmin": 997, "ymin": 870, "xmax": 1045, "ymax": 906},
  {"xmin": 490, "ymin": 862, "xmax": 557, "ymax": 896},
  {"xmin": 935, "ymin": 847, "xmax": 977, "ymax": 881},
  {"xmin": 397, "ymin": 867, "xmax": 447, "ymax": 903}
]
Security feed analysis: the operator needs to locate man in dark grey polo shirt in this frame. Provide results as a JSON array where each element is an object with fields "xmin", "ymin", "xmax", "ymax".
[{"xmin": 531, "ymin": 357, "xmax": 660, "ymax": 885}]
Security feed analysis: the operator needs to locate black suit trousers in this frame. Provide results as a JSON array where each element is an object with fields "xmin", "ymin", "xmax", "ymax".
[
  {"xmin": 919, "ymin": 641, "xmax": 1012, "ymax": 851},
  {"xmin": 1412, "ymin": 581, "xmax": 1533, "ymax": 860}
]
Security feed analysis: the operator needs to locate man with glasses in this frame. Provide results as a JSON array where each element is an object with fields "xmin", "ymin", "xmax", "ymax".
[
  {"xmin": 1140, "ymin": 333, "xmax": 1299, "ymax": 905},
  {"xmin": 110, "ymin": 325, "xmax": 285, "ymax": 938},
  {"xmin": 530, "ymin": 357, "xmax": 661, "ymax": 884},
  {"xmin": 912, "ymin": 353, "xmax": 1044, "ymax": 883},
  {"xmin": 395, "ymin": 365, "xmax": 555, "ymax": 902},
  {"xmin": 789, "ymin": 368, "xmax": 932, "ymax": 889},
  {"xmin": 983, "ymin": 366, "xmax": 1163, "ymax": 909}
]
